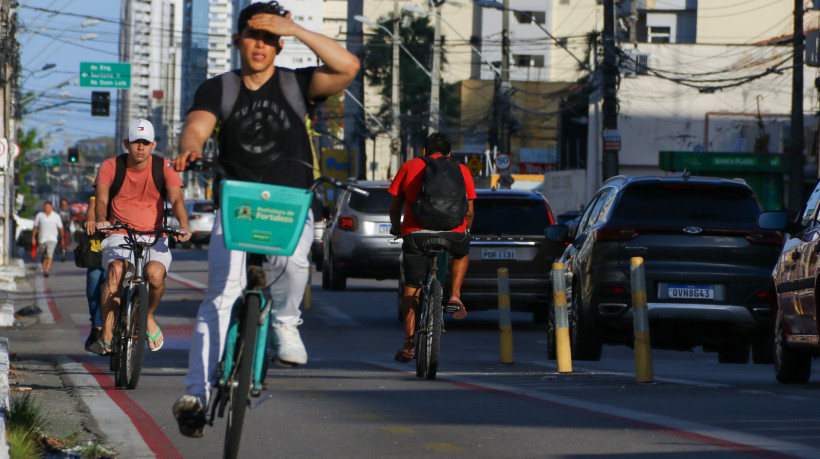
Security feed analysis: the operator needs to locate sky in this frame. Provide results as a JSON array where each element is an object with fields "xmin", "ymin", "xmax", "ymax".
[{"xmin": 17, "ymin": 0, "xmax": 121, "ymax": 156}]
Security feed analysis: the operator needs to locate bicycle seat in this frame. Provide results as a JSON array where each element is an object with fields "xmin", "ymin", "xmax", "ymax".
[{"xmin": 414, "ymin": 232, "xmax": 456, "ymax": 255}]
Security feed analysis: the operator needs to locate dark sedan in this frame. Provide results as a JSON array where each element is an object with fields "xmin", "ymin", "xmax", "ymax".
[{"xmin": 547, "ymin": 175, "xmax": 783, "ymax": 363}]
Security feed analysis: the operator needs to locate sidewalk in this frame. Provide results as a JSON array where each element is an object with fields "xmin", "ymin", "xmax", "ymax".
[{"xmin": 0, "ymin": 259, "xmax": 115, "ymax": 458}]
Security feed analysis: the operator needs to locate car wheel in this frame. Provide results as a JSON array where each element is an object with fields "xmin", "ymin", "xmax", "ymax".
[
  {"xmin": 569, "ymin": 288, "xmax": 602, "ymax": 361},
  {"xmin": 774, "ymin": 308, "xmax": 812, "ymax": 383},
  {"xmin": 321, "ymin": 256, "xmax": 332, "ymax": 290},
  {"xmin": 717, "ymin": 340, "xmax": 750, "ymax": 364},
  {"xmin": 751, "ymin": 330, "xmax": 775, "ymax": 364}
]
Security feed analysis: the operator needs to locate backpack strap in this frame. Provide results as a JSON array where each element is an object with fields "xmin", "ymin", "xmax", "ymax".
[
  {"xmin": 107, "ymin": 154, "xmax": 129, "ymax": 220},
  {"xmin": 220, "ymin": 70, "xmax": 242, "ymax": 122},
  {"xmin": 279, "ymin": 69, "xmax": 321, "ymax": 180}
]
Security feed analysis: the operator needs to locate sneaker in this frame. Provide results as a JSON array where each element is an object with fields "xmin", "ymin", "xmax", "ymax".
[
  {"xmin": 271, "ymin": 320, "xmax": 308, "ymax": 365},
  {"xmin": 84, "ymin": 328, "xmax": 101, "ymax": 352},
  {"xmin": 172, "ymin": 395, "xmax": 206, "ymax": 438}
]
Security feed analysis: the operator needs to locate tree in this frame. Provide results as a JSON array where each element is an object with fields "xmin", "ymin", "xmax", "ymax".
[
  {"xmin": 361, "ymin": 13, "xmax": 460, "ymax": 154},
  {"xmin": 14, "ymin": 127, "xmax": 43, "ymax": 217}
]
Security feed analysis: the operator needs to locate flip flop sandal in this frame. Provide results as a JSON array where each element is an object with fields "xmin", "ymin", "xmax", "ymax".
[
  {"xmin": 394, "ymin": 338, "xmax": 415, "ymax": 363},
  {"xmin": 147, "ymin": 327, "xmax": 164, "ymax": 352},
  {"xmin": 89, "ymin": 341, "xmax": 111, "ymax": 356},
  {"xmin": 447, "ymin": 299, "xmax": 468, "ymax": 320}
]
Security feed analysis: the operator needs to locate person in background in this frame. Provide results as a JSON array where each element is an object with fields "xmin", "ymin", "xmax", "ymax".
[
  {"xmin": 82, "ymin": 196, "xmax": 106, "ymax": 352},
  {"xmin": 57, "ymin": 198, "xmax": 74, "ymax": 262},
  {"xmin": 32, "ymin": 202, "xmax": 65, "ymax": 278}
]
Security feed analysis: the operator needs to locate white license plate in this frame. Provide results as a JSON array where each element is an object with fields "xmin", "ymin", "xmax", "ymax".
[
  {"xmin": 379, "ymin": 224, "xmax": 391, "ymax": 234},
  {"xmin": 481, "ymin": 248, "xmax": 516, "ymax": 260},
  {"xmin": 668, "ymin": 285, "xmax": 714, "ymax": 299}
]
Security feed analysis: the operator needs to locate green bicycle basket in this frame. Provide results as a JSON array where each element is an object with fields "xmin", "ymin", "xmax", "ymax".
[{"xmin": 220, "ymin": 180, "xmax": 312, "ymax": 256}]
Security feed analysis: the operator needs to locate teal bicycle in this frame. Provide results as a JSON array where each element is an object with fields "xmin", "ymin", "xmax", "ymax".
[{"xmin": 197, "ymin": 161, "xmax": 367, "ymax": 459}]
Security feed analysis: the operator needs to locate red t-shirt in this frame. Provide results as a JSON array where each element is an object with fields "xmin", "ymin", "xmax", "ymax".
[
  {"xmin": 95, "ymin": 155, "xmax": 184, "ymax": 232},
  {"xmin": 388, "ymin": 154, "xmax": 477, "ymax": 236}
]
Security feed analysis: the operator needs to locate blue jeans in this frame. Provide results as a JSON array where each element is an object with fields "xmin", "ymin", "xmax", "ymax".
[{"xmin": 87, "ymin": 267, "xmax": 106, "ymax": 328}]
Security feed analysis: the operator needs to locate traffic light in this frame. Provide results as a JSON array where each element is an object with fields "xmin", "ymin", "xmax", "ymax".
[
  {"xmin": 68, "ymin": 147, "xmax": 79, "ymax": 163},
  {"xmin": 91, "ymin": 91, "xmax": 110, "ymax": 116}
]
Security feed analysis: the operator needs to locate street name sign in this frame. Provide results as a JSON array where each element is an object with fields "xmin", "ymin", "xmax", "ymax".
[
  {"xmin": 80, "ymin": 62, "xmax": 131, "ymax": 88},
  {"xmin": 40, "ymin": 156, "xmax": 61, "ymax": 167}
]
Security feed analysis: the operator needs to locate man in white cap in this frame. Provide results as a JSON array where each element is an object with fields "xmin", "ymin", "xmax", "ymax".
[{"xmin": 88, "ymin": 119, "xmax": 191, "ymax": 355}]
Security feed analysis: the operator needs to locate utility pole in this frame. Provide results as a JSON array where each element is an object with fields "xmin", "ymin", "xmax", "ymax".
[
  {"xmin": 391, "ymin": 0, "xmax": 401, "ymax": 171},
  {"xmin": 602, "ymin": 0, "xmax": 620, "ymax": 180},
  {"xmin": 628, "ymin": 0, "xmax": 638, "ymax": 44},
  {"xmin": 346, "ymin": 0, "xmax": 367, "ymax": 178},
  {"xmin": 429, "ymin": 2, "xmax": 442, "ymax": 134},
  {"xmin": 789, "ymin": 0, "xmax": 805, "ymax": 218},
  {"xmin": 501, "ymin": 0, "xmax": 511, "ymax": 156}
]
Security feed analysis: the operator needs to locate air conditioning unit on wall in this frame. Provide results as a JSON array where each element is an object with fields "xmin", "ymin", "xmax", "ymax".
[{"xmin": 621, "ymin": 49, "xmax": 649, "ymax": 77}]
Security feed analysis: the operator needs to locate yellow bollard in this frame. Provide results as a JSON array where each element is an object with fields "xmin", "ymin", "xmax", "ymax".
[
  {"xmin": 497, "ymin": 267, "xmax": 514, "ymax": 364},
  {"xmin": 551, "ymin": 262, "xmax": 572, "ymax": 373},
  {"xmin": 303, "ymin": 256, "xmax": 312, "ymax": 310},
  {"xmin": 630, "ymin": 257, "xmax": 653, "ymax": 383}
]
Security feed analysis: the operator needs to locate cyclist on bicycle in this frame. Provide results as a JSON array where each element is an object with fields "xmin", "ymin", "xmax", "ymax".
[
  {"xmin": 171, "ymin": 1, "xmax": 359, "ymax": 437},
  {"xmin": 88, "ymin": 118, "xmax": 191, "ymax": 355},
  {"xmin": 388, "ymin": 132, "xmax": 476, "ymax": 363}
]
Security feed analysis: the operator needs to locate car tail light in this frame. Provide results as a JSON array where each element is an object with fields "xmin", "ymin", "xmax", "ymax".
[
  {"xmin": 755, "ymin": 291, "xmax": 770, "ymax": 299},
  {"xmin": 601, "ymin": 286, "xmax": 627, "ymax": 294},
  {"xmin": 745, "ymin": 231, "xmax": 783, "ymax": 246},
  {"xmin": 596, "ymin": 228, "xmax": 638, "ymax": 241},
  {"xmin": 339, "ymin": 216, "xmax": 356, "ymax": 231}
]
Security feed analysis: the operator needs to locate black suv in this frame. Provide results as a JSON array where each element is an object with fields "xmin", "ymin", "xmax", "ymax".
[
  {"xmin": 460, "ymin": 189, "xmax": 564, "ymax": 322},
  {"xmin": 546, "ymin": 175, "xmax": 783, "ymax": 363}
]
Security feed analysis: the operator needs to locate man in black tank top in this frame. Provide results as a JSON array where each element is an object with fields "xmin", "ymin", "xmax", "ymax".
[{"xmin": 172, "ymin": 1, "xmax": 359, "ymax": 438}]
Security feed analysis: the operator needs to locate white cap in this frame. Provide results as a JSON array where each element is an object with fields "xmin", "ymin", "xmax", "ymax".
[{"xmin": 128, "ymin": 118, "xmax": 155, "ymax": 143}]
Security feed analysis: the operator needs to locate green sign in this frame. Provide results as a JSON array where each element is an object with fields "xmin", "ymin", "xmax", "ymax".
[
  {"xmin": 80, "ymin": 62, "xmax": 131, "ymax": 89},
  {"xmin": 40, "ymin": 156, "xmax": 61, "ymax": 167},
  {"xmin": 659, "ymin": 151, "xmax": 788, "ymax": 173}
]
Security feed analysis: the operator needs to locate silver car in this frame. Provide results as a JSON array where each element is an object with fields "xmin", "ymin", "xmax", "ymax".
[
  {"xmin": 166, "ymin": 199, "xmax": 216, "ymax": 248},
  {"xmin": 322, "ymin": 181, "xmax": 401, "ymax": 291}
]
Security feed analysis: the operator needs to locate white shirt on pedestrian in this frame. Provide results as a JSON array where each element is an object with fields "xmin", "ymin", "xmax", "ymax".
[{"xmin": 33, "ymin": 212, "xmax": 63, "ymax": 243}]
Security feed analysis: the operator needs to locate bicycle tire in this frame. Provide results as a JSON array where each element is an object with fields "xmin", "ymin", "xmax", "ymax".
[
  {"xmin": 415, "ymin": 279, "xmax": 443, "ymax": 380},
  {"xmin": 110, "ymin": 302, "xmax": 124, "ymax": 374},
  {"xmin": 117, "ymin": 283, "xmax": 149, "ymax": 390},
  {"xmin": 224, "ymin": 293, "xmax": 259, "ymax": 459}
]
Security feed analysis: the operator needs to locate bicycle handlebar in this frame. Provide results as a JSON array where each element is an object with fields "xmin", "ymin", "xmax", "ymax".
[
  {"xmin": 177, "ymin": 157, "xmax": 369, "ymax": 197},
  {"xmin": 98, "ymin": 222, "xmax": 188, "ymax": 249}
]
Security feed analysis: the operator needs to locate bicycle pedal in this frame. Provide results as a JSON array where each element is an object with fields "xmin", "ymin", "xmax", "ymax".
[
  {"xmin": 444, "ymin": 303, "xmax": 461, "ymax": 314},
  {"xmin": 249, "ymin": 393, "xmax": 273, "ymax": 410}
]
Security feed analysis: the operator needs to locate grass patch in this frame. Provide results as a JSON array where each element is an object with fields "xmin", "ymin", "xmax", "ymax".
[
  {"xmin": 6, "ymin": 393, "xmax": 46, "ymax": 458},
  {"xmin": 5, "ymin": 393, "xmax": 116, "ymax": 458}
]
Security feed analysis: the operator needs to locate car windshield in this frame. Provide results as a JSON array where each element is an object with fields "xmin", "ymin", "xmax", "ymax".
[
  {"xmin": 472, "ymin": 198, "xmax": 548, "ymax": 235},
  {"xmin": 612, "ymin": 183, "xmax": 761, "ymax": 228},
  {"xmin": 348, "ymin": 189, "xmax": 393, "ymax": 213}
]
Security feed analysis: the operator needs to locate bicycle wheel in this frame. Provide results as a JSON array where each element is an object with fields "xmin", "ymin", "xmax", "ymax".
[
  {"xmin": 415, "ymin": 279, "xmax": 443, "ymax": 380},
  {"xmin": 110, "ymin": 304, "xmax": 124, "ymax": 374},
  {"xmin": 224, "ymin": 293, "xmax": 259, "ymax": 459},
  {"xmin": 117, "ymin": 283, "xmax": 149, "ymax": 390}
]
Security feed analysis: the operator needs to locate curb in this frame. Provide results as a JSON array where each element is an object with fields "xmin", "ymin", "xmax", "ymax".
[{"xmin": 0, "ymin": 258, "xmax": 30, "ymax": 459}]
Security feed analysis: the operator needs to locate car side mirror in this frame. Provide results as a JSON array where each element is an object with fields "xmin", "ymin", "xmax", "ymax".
[
  {"xmin": 546, "ymin": 224, "xmax": 570, "ymax": 243},
  {"xmin": 758, "ymin": 210, "xmax": 788, "ymax": 231}
]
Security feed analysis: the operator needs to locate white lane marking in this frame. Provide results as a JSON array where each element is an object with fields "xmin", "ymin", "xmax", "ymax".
[
  {"xmin": 34, "ymin": 275, "xmax": 55, "ymax": 325},
  {"xmin": 58, "ymin": 358, "xmax": 154, "ymax": 458},
  {"xmin": 167, "ymin": 272, "xmax": 207, "ymax": 292},
  {"xmin": 531, "ymin": 360, "xmax": 731, "ymax": 388},
  {"xmin": 369, "ymin": 360, "xmax": 819, "ymax": 459}
]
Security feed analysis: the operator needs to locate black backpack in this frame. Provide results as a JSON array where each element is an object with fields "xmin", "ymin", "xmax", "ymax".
[
  {"xmin": 74, "ymin": 231, "xmax": 103, "ymax": 268},
  {"xmin": 107, "ymin": 153, "xmax": 166, "ymax": 220},
  {"xmin": 413, "ymin": 155, "xmax": 468, "ymax": 230}
]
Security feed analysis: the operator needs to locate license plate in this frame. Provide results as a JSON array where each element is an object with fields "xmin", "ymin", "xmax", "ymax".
[
  {"xmin": 668, "ymin": 285, "xmax": 714, "ymax": 299},
  {"xmin": 481, "ymin": 248, "xmax": 516, "ymax": 260},
  {"xmin": 379, "ymin": 224, "xmax": 391, "ymax": 234}
]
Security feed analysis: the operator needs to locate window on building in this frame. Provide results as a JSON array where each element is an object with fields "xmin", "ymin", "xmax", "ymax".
[
  {"xmin": 514, "ymin": 11, "xmax": 546, "ymax": 25},
  {"xmin": 514, "ymin": 54, "xmax": 545, "ymax": 68},
  {"xmin": 649, "ymin": 26, "xmax": 671, "ymax": 43}
]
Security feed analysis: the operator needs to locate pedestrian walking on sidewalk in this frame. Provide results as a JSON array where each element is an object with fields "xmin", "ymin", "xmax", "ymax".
[{"xmin": 32, "ymin": 202, "xmax": 65, "ymax": 277}]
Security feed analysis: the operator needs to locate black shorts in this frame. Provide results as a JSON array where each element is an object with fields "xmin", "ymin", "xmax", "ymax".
[{"xmin": 402, "ymin": 231, "xmax": 470, "ymax": 288}]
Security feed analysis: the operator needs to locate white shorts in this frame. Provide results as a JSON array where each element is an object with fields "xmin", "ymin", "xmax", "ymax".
[
  {"xmin": 101, "ymin": 233, "xmax": 173, "ymax": 273},
  {"xmin": 39, "ymin": 240, "xmax": 58, "ymax": 258}
]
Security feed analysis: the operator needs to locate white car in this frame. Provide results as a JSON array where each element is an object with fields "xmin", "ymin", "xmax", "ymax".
[{"xmin": 166, "ymin": 199, "xmax": 215, "ymax": 248}]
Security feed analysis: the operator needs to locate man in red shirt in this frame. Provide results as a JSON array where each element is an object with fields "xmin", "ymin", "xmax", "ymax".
[
  {"xmin": 89, "ymin": 119, "xmax": 191, "ymax": 355},
  {"xmin": 388, "ymin": 132, "xmax": 476, "ymax": 362}
]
